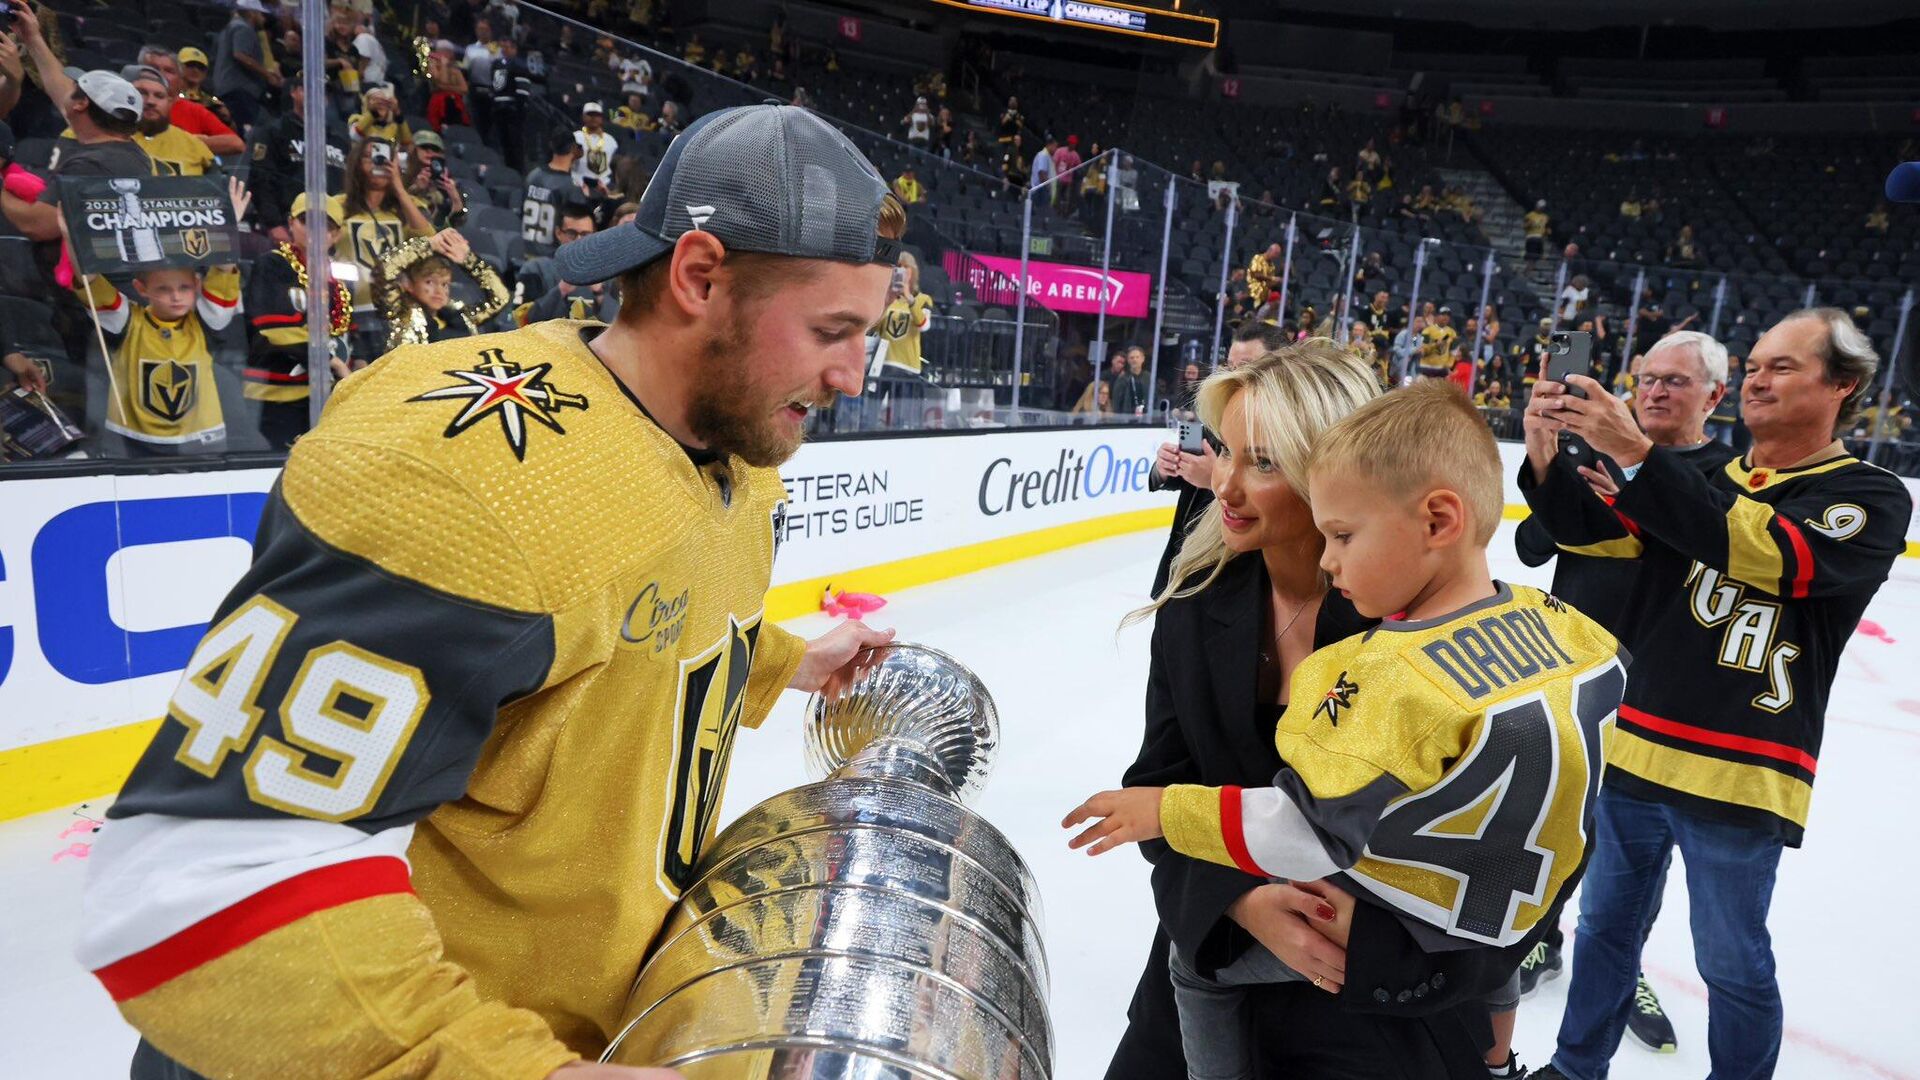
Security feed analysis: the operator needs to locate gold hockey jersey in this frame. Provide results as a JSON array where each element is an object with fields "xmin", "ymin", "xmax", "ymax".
[
  {"xmin": 79, "ymin": 320, "xmax": 809, "ymax": 1078},
  {"xmin": 1162, "ymin": 583, "xmax": 1626, "ymax": 947},
  {"xmin": 85, "ymin": 268, "xmax": 240, "ymax": 449}
]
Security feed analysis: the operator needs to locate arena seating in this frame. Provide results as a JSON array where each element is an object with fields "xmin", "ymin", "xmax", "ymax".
[{"xmin": 1, "ymin": 0, "xmax": 1914, "ymax": 468}]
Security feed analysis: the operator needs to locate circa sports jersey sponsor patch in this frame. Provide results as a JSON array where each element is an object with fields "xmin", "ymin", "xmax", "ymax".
[
  {"xmin": 620, "ymin": 580, "xmax": 692, "ymax": 654},
  {"xmin": 410, "ymin": 348, "xmax": 588, "ymax": 459}
]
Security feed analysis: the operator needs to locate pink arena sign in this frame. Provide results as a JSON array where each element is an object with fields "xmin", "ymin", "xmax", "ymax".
[{"xmin": 943, "ymin": 251, "xmax": 1153, "ymax": 318}]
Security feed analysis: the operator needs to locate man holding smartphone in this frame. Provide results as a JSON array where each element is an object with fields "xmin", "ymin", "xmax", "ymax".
[
  {"xmin": 1509, "ymin": 330, "xmax": 1740, "ymax": 1054},
  {"xmin": 1519, "ymin": 310, "xmax": 1910, "ymax": 1080}
]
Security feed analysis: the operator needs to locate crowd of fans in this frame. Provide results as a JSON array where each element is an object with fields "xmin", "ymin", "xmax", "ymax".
[{"xmin": 0, "ymin": 0, "xmax": 1911, "ymax": 467}]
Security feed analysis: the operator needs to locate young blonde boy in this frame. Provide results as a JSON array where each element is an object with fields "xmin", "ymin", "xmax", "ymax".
[
  {"xmin": 1066, "ymin": 381, "xmax": 1628, "ymax": 1079},
  {"xmin": 83, "ymin": 263, "xmax": 240, "ymax": 454}
]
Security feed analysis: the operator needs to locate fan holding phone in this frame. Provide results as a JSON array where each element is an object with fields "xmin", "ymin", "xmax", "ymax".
[{"xmin": 872, "ymin": 253, "xmax": 935, "ymax": 378}]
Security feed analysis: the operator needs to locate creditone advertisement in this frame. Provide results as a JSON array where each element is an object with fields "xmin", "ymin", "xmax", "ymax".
[
  {"xmin": 942, "ymin": 251, "xmax": 1154, "ymax": 318},
  {"xmin": 0, "ymin": 427, "xmax": 1172, "ymax": 783}
]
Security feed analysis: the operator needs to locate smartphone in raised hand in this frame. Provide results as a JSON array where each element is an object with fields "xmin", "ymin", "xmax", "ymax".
[
  {"xmin": 1177, "ymin": 418, "xmax": 1204, "ymax": 455},
  {"xmin": 1544, "ymin": 330, "xmax": 1594, "ymax": 463}
]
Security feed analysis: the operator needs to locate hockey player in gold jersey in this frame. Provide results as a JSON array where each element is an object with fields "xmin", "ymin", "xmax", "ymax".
[
  {"xmin": 1067, "ymin": 382, "xmax": 1625, "ymax": 1080},
  {"xmin": 81, "ymin": 104, "xmax": 908, "ymax": 1080}
]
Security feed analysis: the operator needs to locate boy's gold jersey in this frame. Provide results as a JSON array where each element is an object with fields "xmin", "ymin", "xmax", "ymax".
[
  {"xmin": 81, "ymin": 320, "xmax": 809, "ymax": 1075},
  {"xmin": 1164, "ymin": 583, "xmax": 1627, "ymax": 947},
  {"xmin": 86, "ymin": 268, "xmax": 240, "ymax": 448}
]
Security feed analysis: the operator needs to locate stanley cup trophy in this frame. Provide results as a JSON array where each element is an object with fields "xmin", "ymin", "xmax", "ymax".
[
  {"xmin": 109, "ymin": 179, "xmax": 165, "ymax": 265},
  {"xmin": 603, "ymin": 644, "xmax": 1053, "ymax": 1079}
]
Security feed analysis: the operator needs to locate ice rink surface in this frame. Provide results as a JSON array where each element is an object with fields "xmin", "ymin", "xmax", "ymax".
[{"xmin": 4, "ymin": 522, "xmax": 1916, "ymax": 1079}]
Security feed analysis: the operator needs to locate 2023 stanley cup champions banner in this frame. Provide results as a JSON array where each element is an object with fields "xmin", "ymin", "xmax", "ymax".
[{"xmin": 58, "ymin": 175, "xmax": 239, "ymax": 274}]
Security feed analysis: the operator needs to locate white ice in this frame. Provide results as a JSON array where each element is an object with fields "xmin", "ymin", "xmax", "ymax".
[{"xmin": 4, "ymin": 522, "xmax": 1917, "ymax": 1079}]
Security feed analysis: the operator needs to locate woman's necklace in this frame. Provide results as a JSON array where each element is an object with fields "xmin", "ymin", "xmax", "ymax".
[{"xmin": 1260, "ymin": 588, "xmax": 1326, "ymax": 663}]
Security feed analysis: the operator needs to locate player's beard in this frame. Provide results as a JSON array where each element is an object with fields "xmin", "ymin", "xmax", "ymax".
[{"xmin": 687, "ymin": 321, "xmax": 814, "ymax": 468}]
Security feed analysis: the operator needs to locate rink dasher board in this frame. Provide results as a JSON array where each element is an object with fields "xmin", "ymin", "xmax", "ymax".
[
  {"xmin": 2, "ymin": 435, "xmax": 1914, "ymax": 820},
  {"xmin": 0, "ymin": 427, "xmax": 1177, "ymax": 817}
]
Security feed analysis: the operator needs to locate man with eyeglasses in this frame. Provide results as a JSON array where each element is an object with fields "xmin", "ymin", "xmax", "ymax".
[
  {"xmin": 1520, "ymin": 313, "xmax": 1911, "ymax": 1080},
  {"xmin": 1508, "ymin": 330, "xmax": 1737, "ymax": 1055},
  {"xmin": 512, "ymin": 202, "xmax": 617, "ymax": 325}
]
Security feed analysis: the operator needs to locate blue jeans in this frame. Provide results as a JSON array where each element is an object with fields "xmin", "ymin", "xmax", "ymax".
[{"xmin": 1551, "ymin": 785, "xmax": 1785, "ymax": 1080}]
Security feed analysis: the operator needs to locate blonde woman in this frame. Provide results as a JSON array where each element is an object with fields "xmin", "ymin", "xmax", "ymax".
[
  {"xmin": 1106, "ymin": 342, "xmax": 1541, "ymax": 1078},
  {"xmin": 874, "ymin": 252, "xmax": 934, "ymax": 376}
]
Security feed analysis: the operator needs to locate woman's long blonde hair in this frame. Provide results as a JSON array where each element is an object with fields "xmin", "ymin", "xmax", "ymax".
[{"xmin": 1124, "ymin": 339, "xmax": 1381, "ymax": 627}]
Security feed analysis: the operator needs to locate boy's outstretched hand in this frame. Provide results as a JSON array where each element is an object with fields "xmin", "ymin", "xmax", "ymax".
[{"xmin": 1063, "ymin": 788, "xmax": 1165, "ymax": 854}]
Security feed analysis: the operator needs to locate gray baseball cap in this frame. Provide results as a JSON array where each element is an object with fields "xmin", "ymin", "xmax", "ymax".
[
  {"xmin": 556, "ymin": 103, "xmax": 898, "ymax": 286},
  {"xmin": 76, "ymin": 71, "xmax": 142, "ymax": 122},
  {"xmin": 120, "ymin": 64, "xmax": 169, "ymax": 88}
]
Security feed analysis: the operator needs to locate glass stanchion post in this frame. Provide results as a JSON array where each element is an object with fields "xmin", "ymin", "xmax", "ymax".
[
  {"xmin": 1095, "ymin": 154, "xmax": 1117, "ymax": 403},
  {"xmin": 1336, "ymin": 225, "xmax": 1360, "ymax": 344},
  {"xmin": 1210, "ymin": 195, "xmax": 1237, "ymax": 368},
  {"xmin": 1012, "ymin": 184, "xmax": 1034, "ymax": 412},
  {"xmin": 1276, "ymin": 212, "xmax": 1296, "ymax": 326},
  {"xmin": 1399, "ymin": 239, "xmax": 1432, "ymax": 383},
  {"xmin": 1621, "ymin": 267, "xmax": 1647, "ymax": 374},
  {"xmin": 1868, "ymin": 288, "xmax": 1914, "ymax": 466},
  {"xmin": 1474, "ymin": 249, "xmax": 1495, "ymax": 380},
  {"xmin": 1148, "ymin": 178, "xmax": 1175, "ymax": 422},
  {"xmin": 302, "ymin": 2, "xmax": 331, "ymax": 426},
  {"xmin": 1548, "ymin": 258, "xmax": 1569, "ymax": 335}
]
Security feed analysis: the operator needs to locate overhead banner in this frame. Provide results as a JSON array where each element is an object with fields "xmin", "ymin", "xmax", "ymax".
[
  {"xmin": 944, "ymin": 250, "xmax": 1153, "ymax": 318},
  {"xmin": 59, "ymin": 174, "xmax": 239, "ymax": 274}
]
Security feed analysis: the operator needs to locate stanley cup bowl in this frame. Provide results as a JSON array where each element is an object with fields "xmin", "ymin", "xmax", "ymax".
[{"xmin": 603, "ymin": 644, "xmax": 1052, "ymax": 1079}]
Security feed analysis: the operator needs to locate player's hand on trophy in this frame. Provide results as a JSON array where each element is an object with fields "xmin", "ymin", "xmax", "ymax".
[
  {"xmin": 545, "ymin": 1062, "xmax": 683, "ymax": 1078},
  {"xmin": 790, "ymin": 620, "xmax": 897, "ymax": 695},
  {"xmin": 1062, "ymin": 787, "xmax": 1166, "ymax": 854}
]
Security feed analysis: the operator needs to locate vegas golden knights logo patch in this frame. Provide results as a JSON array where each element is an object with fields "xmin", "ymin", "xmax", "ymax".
[
  {"xmin": 410, "ymin": 348, "xmax": 589, "ymax": 460},
  {"xmin": 181, "ymin": 227, "xmax": 212, "ymax": 260},
  {"xmin": 660, "ymin": 617, "xmax": 760, "ymax": 893},
  {"xmin": 1315, "ymin": 671, "xmax": 1360, "ymax": 726},
  {"xmin": 139, "ymin": 358, "xmax": 198, "ymax": 421},
  {"xmin": 883, "ymin": 307, "xmax": 911, "ymax": 338}
]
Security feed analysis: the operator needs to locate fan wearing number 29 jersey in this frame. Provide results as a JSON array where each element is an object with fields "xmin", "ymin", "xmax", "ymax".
[
  {"xmin": 1161, "ymin": 583, "xmax": 1627, "ymax": 949},
  {"xmin": 76, "ymin": 318, "xmax": 808, "ymax": 1078}
]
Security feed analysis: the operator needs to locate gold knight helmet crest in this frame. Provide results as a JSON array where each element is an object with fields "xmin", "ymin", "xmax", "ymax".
[{"xmin": 180, "ymin": 228, "xmax": 212, "ymax": 260}]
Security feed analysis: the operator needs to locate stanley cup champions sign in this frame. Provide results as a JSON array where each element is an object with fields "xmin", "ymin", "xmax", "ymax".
[{"xmin": 58, "ymin": 175, "xmax": 239, "ymax": 274}]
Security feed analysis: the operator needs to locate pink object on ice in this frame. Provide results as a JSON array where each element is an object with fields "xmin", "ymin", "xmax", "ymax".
[
  {"xmin": 57, "ymin": 819, "xmax": 101, "ymax": 840},
  {"xmin": 51, "ymin": 843, "xmax": 90, "ymax": 863},
  {"xmin": 1856, "ymin": 619, "xmax": 1896, "ymax": 645},
  {"xmin": 821, "ymin": 585, "xmax": 888, "ymax": 619}
]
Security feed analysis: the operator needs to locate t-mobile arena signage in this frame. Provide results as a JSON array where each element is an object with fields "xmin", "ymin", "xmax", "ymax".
[{"xmin": 944, "ymin": 251, "xmax": 1152, "ymax": 318}]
